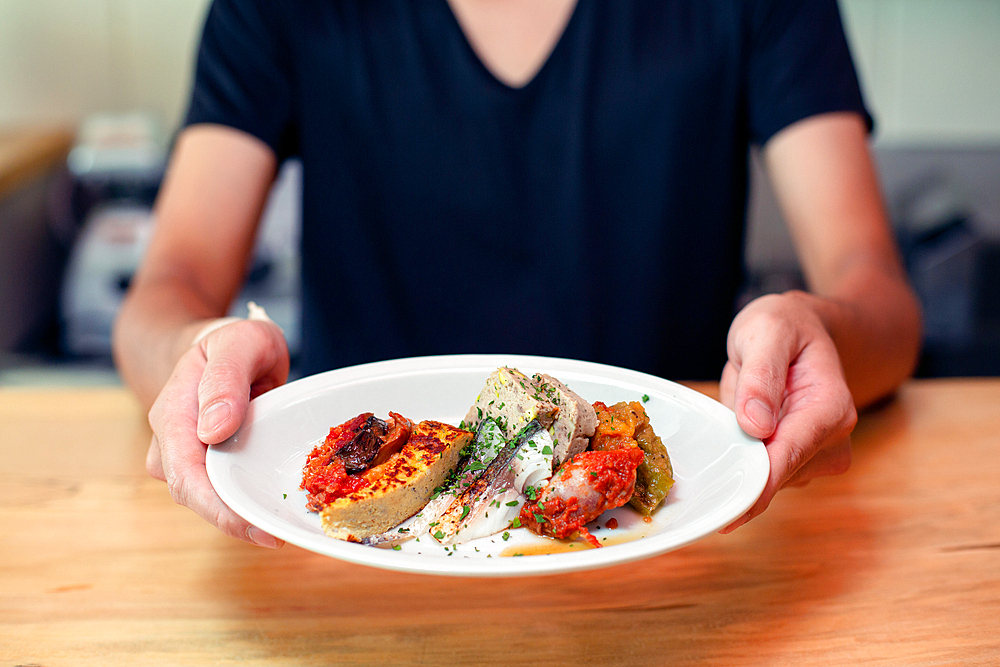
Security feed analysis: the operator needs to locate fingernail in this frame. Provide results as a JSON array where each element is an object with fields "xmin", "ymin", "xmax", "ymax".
[
  {"xmin": 720, "ymin": 512, "xmax": 750, "ymax": 534},
  {"xmin": 199, "ymin": 401, "xmax": 231, "ymax": 438},
  {"xmin": 247, "ymin": 525, "xmax": 282, "ymax": 549},
  {"xmin": 745, "ymin": 398, "xmax": 774, "ymax": 433}
]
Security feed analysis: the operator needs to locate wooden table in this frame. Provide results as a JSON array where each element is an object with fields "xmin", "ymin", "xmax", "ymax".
[{"xmin": 2, "ymin": 379, "xmax": 998, "ymax": 665}]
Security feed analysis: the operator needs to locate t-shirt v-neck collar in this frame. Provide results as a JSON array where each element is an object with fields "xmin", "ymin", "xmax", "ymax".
[{"xmin": 439, "ymin": 0, "xmax": 582, "ymax": 93}]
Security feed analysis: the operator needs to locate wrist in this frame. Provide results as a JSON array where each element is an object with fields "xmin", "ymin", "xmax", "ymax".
[
  {"xmin": 190, "ymin": 302, "xmax": 279, "ymax": 346},
  {"xmin": 191, "ymin": 317, "xmax": 243, "ymax": 345}
]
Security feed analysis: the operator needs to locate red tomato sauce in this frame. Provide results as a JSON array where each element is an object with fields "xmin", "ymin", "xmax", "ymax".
[
  {"xmin": 519, "ymin": 447, "xmax": 643, "ymax": 547},
  {"xmin": 301, "ymin": 413, "xmax": 374, "ymax": 511}
]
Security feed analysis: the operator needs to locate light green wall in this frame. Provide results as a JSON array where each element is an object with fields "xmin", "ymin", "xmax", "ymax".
[
  {"xmin": 841, "ymin": 0, "xmax": 1000, "ymax": 146},
  {"xmin": 0, "ymin": 0, "xmax": 210, "ymax": 131},
  {"xmin": 1, "ymin": 0, "xmax": 998, "ymax": 144}
]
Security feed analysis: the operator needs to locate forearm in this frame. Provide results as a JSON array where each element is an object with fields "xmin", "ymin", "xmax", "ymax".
[
  {"xmin": 761, "ymin": 113, "xmax": 924, "ymax": 407},
  {"xmin": 112, "ymin": 275, "xmax": 226, "ymax": 410},
  {"xmin": 113, "ymin": 126, "xmax": 280, "ymax": 409}
]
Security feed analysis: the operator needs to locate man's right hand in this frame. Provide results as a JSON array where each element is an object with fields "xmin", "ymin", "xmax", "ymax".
[{"xmin": 145, "ymin": 318, "xmax": 289, "ymax": 547}]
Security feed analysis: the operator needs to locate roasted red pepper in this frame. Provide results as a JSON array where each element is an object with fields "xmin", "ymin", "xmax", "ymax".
[{"xmin": 301, "ymin": 412, "xmax": 412, "ymax": 511}]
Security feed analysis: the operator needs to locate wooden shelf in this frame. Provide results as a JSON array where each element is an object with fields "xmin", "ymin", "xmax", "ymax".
[{"xmin": 0, "ymin": 125, "xmax": 75, "ymax": 199}]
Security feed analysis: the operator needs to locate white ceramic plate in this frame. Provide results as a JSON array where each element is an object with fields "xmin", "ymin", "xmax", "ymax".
[{"xmin": 206, "ymin": 354, "xmax": 768, "ymax": 577}]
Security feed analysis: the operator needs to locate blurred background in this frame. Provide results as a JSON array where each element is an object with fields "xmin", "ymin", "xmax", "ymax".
[{"xmin": 1, "ymin": 0, "xmax": 998, "ymax": 385}]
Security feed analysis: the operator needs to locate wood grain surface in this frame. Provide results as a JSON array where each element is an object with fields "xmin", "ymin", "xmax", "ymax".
[{"xmin": 1, "ymin": 380, "xmax": 998, "ymax": 666}]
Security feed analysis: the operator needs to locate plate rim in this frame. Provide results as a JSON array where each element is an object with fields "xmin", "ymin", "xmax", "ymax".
[{"xmin": 206, "ymin": 353, "xmax": 769, "ymax": 577}]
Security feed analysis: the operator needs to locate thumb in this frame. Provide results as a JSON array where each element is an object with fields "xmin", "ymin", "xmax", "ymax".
[
  {"xmin": 729, "ymin": 333, "xmax": 793, "ymax": 442},
  {"xmin": 196, "ymin": 320, "xmax": 289, "ymax": 444}
]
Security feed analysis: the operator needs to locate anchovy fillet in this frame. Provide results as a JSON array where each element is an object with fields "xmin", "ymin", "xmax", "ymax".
[{"xmin": 432, "ymin": 421, "xmax": 545, "ymax": 544}]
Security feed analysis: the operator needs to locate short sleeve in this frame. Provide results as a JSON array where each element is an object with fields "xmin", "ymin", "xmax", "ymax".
[
  {"xmin": 745, "ymin": 0, "xmax": 873, "ymax": 145},
  {"xmin": 184, "ymin": 0, "xmax": 297, "ymax": 158}
]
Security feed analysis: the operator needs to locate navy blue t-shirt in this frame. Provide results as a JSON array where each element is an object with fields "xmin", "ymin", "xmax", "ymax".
[{"xmin": 185, "ymin": 0, "xmax": 871, "ymax": 380}]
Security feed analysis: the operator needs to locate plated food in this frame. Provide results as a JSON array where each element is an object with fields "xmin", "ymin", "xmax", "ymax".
[
  {"xmin": 205, "ymin": 354, "xmax": 769, "ymax": 576},
  {"xmin": 300, "ymin": 367, "xmax": 674, "ymax": 548}
]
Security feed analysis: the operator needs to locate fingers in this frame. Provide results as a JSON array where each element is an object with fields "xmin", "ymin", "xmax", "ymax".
[
  {"xmin": 146, "ymin": 325, "xmax": 288, "ymax": 548},
  {"xmin": 720, "ymin": 361, "xmax": 856, "ymax": 533},
  {"xmin": 785, "ymin": 433, "xmax": 852, "ymax": 486},
  {"xmin": 721, "ymin": 430, "xmax": 852, "ymax": 534},
  {"xmin": 147, "ymin": 435, "xmax": 165, "ymax": 481},
  {"xmin": 196, "ymin": 320, "xmax": 289, "ymax": 445}
]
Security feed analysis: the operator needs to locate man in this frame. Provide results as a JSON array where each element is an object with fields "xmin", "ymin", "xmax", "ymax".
[{"xmin": 114, "ymin": 0, "xmax": 922, "ymax": 547}]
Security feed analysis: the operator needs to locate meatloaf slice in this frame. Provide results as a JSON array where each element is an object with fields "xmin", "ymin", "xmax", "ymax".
[
  {"xmin": 532, "ymin": 373, "xmax": 598, "ymax": 465},
  {"xmin": 463, "ymin": 367, "xmax": 597, "ymax": 468},
  {"xmin": 462, "ymin": 367, "xmax": 559, "ymax": 439}
]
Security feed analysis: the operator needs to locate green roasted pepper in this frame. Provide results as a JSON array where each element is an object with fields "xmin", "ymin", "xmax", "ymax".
[{"xmin": 628, "ymin": 412, "xmax": 674, "ymax": 516}]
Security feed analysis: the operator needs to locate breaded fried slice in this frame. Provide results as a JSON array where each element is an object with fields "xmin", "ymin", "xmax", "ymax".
[{"xmin": 319, "ymin": 420, "xmax": 472, "ymax": 542}]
